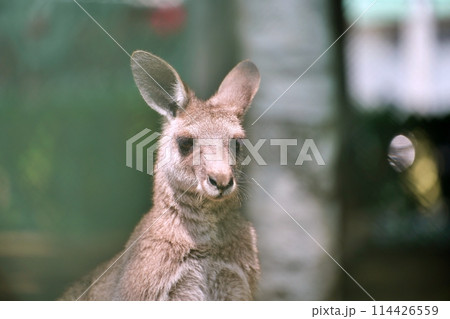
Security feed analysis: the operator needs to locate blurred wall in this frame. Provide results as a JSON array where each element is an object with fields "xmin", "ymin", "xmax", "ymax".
[{"xmin": 236, "ymin": 0, "xmax": 341, "ymax": 300}]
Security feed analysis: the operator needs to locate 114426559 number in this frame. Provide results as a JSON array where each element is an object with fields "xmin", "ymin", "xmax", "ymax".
[{"xmin": 372, "ymin": 305, "xmax": 439, "ymax": 316}]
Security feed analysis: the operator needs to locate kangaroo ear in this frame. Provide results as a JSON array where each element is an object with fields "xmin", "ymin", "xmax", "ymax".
[
  {"xmin": 210, "ymin": 60, "xmax": 260, "ymax": 119},
  {"xmin": 131, "ymin": 50, "xmax": 187, "ymax": 119}
]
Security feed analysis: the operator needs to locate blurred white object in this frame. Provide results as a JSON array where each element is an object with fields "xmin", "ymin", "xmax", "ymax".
[
  {"xmin": 388, "ymin": 134, "xmax": 416, "ymax": 172},
  {"xmin": 400, "ymin": 0, "xmax": 436, "ymax": 113},
  {"xmin": 345, "ymin": 0, "xmax": 450, "ymax": 115}
]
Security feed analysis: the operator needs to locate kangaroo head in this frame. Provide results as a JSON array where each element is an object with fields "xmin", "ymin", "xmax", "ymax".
[{"xmin": 131, "ymin": 50, "xmax": 260, "ymax": 201}]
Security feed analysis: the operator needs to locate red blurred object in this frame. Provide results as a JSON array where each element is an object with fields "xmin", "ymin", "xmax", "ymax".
[{"xmin": 149, "ymin": 5, "xmax": 186, "ymax": 36}]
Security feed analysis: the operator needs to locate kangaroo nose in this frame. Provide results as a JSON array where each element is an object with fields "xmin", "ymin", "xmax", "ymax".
[{"xmin": 208, "ymin": 175, "xmax": 234, "ymax": 192}]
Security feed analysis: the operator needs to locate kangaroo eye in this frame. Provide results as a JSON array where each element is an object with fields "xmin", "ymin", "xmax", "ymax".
[
  {"xmin": 230, "ymin": 138, "xmax": 243, "ymax": 155},
  {"xmin": 177, "ymin": 137, "xmax": 194, "ymax": 156}
]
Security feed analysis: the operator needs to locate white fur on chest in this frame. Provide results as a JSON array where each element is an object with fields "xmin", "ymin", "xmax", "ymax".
[{"xmin": 162, "ymin": 256, "xmax": 251, "ymax": 301}]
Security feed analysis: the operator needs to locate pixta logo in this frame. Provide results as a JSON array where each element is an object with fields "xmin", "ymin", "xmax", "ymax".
[{"xmin": 126, "ymin": 129, "xmax": 325, "ymax": 175}]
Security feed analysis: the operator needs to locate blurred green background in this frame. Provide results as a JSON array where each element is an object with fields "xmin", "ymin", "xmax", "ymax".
[{"xmin": 0, "ymin": 0, "xmax": 226, "ymax": 299}]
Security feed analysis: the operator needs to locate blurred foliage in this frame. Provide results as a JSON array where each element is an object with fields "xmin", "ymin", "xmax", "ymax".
[
  {"xmin": 0, "ymin": 1, "xmax": 178, "ymax": 234},
  {"xmin": 337, "ymin": 105, "xmax": 450, "ymax": 246}
]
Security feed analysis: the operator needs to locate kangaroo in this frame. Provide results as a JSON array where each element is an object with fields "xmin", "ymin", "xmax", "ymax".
[{"xmin": 60, "ymin": 51, "xmax": 261, "ymax": 300}]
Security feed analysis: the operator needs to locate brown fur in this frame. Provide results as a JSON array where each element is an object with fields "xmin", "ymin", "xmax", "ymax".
[{"xmin": 60, "ymin": 51, "xmax": 260, "ymax": 300}]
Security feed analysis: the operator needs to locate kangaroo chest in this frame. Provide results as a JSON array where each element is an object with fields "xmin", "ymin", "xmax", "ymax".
[{"xmin": 165, "ymin": 248, "xmax": 251, "ymax": 301}]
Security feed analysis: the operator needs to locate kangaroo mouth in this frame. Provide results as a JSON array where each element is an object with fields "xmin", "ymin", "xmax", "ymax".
[
  {"xmin": 210, "ymin": 192, "xmax": 227, "ymax": 201},
  {"xmin": 206, "ymin": 190, "xmax": 233, "ymax": 201},
  {"xmin": 201, "ymin": 180, "xmax": 236, "ymax": 201}
]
